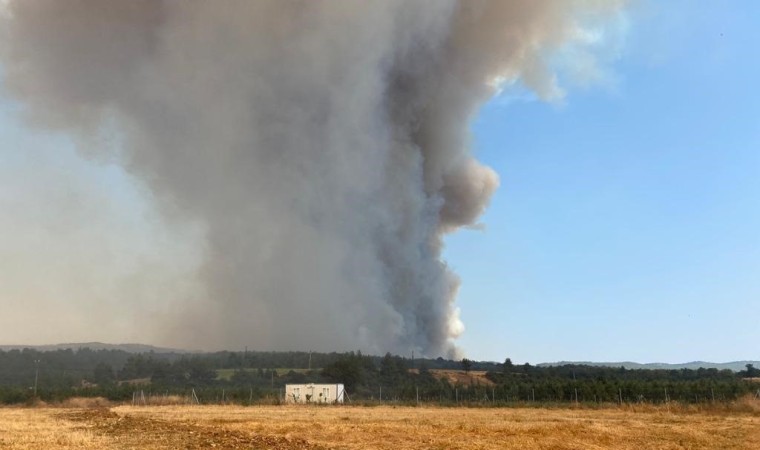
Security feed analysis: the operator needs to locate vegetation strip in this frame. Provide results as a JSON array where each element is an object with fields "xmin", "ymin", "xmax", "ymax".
[{"xmin": 2, "ymin": 348, "xmax": 758, "ymax": 405}]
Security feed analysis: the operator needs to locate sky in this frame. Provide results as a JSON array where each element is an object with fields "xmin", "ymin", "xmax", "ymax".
[
  {"xmin": 450, "ymin": 0, "xmax": 760, "ymax": 363},
  {"xmin": 1, "ymin": 1, "xmax": 758, "ymax": 363}
]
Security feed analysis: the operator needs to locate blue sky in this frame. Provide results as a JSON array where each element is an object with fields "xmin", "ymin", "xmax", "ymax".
[
  {"xmin": 450, "ymin": 1, "xmax": 760, "ymax": 363},
  {"xmin": 1, "ymin": 1, "xmax": 757, "ymax": 363}
]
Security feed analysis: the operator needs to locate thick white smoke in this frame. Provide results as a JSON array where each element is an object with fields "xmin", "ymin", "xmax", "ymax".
[{"xmin": 0, "ymin": 1, "xmax": 624, "ymax": 356}]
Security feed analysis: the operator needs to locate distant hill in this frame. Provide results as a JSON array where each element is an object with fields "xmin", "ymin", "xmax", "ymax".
[
  {"xmin": 537, "ymin": 360, "xmax": 760, "ymax": 372},
  {"xmin": 1, "ymin": 343, "xmax": 756, "ymax": 373},
  {"xmin": 0, "ymin": 342, "xmax": 187, "ymax": 354}
]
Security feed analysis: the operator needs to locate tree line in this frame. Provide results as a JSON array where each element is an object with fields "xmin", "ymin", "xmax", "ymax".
[{"xmin": 0, "ymin": 348, "xmax": 755, "ymax": 405}]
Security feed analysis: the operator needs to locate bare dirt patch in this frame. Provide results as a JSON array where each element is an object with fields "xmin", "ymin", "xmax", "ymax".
[{"xmin": 61, "ymin": 407, "xmax": 322, "ymax": 449}]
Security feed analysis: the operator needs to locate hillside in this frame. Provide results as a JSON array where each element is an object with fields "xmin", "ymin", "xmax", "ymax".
[
  {"xmin": 538, "ymin": 360, "xmax": 760, "ymax": 372},
  {"xmin": 1, "ymin": 343, "xmax": 756, "ymax": 372},
  {"xmin": 0, "ymin": 342, "xmax": 186, "ymax": 354},
  {"xmin": 409, "ymin": 369, "xmax": 495, "ymax": 387}
]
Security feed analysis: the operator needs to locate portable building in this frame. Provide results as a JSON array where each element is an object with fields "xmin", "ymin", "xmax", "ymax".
[{"xmin": 285, "ymin": 383, "xmax": 344, "ymax": 404}]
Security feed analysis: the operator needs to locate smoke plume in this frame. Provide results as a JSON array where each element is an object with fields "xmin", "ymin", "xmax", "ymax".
[{"xmin": 0, "ymin": 1, "xmax": 623, "ymax": 356}]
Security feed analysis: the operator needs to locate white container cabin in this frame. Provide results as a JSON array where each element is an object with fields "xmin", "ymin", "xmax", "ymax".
[{"xmin": 285, "ymin": 383, "xmax": 344, "ymax": 404}]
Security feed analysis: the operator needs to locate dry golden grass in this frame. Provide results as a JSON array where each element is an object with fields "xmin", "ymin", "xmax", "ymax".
[
  {"xmin": 1, "ymin": 399, "xmax": 758, "ymax": 449},
  {"xmin": 0, "ymin": 408, "xmax": 110, "ymax": 449},
  {"xmin": 409, "ymin": 368, "xmax": 495, "ymax": 386},
  {"xmin": 60, "ymin": 397, "xmax": 111, "ymax": 408}
]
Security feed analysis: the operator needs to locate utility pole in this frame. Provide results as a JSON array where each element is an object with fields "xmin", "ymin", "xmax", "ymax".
[
  {"xmin": 33, "ymin": 359, "xmax": 40, "ymax": 397},
  {"xmin": 308, "ymin": 351, "xmax": 312, "ymax": 371}
]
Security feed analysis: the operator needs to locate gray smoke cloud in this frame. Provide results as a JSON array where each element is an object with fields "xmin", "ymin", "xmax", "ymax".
[{"xmin": 0, "ymin": 0, "xmax": 624, "ymax": 357}]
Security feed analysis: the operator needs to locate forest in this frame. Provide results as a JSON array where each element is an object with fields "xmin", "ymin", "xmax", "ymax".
[{"xmin": 0, "ymin": 347, "xmax": 757, "ymax": 405}]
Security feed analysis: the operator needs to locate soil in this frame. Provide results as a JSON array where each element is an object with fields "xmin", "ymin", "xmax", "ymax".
[{"xmin": 61, "ymin": 408, "xmax": 323, "ymax": 450}]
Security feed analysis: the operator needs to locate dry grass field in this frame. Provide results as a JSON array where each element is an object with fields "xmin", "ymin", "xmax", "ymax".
[
  {"xmin": 408, "ymin": 369, "xmax": 495, "ymax": 386},
  {"xmin": 1, "ymin": 399, "xmax": 759, "ymax": 449}
]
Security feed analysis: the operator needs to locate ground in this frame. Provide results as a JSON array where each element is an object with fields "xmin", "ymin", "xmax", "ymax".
[
  {"xmin": 1, "ymin": 401, "xmax": 758, "ymax": 449},
  {"xmin": 412, "ymin": 369, "xmax": 496, "ymax": 386}
]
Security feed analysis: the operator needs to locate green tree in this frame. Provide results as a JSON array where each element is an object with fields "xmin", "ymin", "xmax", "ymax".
[
  {"xmin": 461, "ymin": 358, "xmax": 472, "ymax": 373},
  {"xmin": 503, "ymin": 358, "xmax": 514, "ymax": 374},
  {"xmin": 92, "ymin": 362, "xmax": 114, "ymax": 385},
  {"xmin": 322, "ymin": 356, "xmax": 363, "ymax": 391}
]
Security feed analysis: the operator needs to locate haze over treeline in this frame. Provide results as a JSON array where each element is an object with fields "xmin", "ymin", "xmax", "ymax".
[
  {"xmin": 0, "ymin": 1, "xmax": 625, "ymax": 357},
  {"xmin": 1, "ymin": 346, "xmax": 757, "ymax": 406}
]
